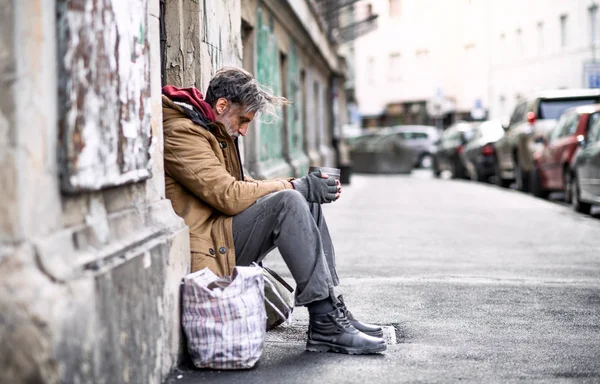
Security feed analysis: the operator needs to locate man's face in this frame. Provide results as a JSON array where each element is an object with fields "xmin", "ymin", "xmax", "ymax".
[{"xmin": 214, "ymin": 100, "xmax": 255, "ymax": 139}]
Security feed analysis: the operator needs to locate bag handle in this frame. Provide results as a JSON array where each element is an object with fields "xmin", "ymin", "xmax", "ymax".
[{"xmin": 262, "ymin": 265, "xmax": 294, "ymax": 293}]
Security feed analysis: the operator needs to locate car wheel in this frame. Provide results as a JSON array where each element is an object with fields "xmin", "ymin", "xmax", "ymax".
[
  {"xmin": 563, "ymin": 169, "xmax": 572, "ymax": 203},
  {"xmin": 530, "ymin": 166, "xmax": 548, "ymax": 199},
  {"xmin": 515, "ymin": 163, "xmax": 530, "ymax": 193},
  {"xmin": 450, "ymin": 161, "xmax": 459, "ymax": 179},
  {"xmin": 494, "ymin": 157, "xmax": 511, "ymax": 188},
  {"xmin": 474, "ymin": 165, "xmax": 488, "ymax": 183},
  {"xmin": 571, "ymin": 173, "xmax": 592, "ymax": 214},
  {"xmin": 432, "ymin": 159, "xmax": 441, "ymax": 178},
  {"xmin": 419, "ymin": 154, "xmax": 433, "ymax": 169}
]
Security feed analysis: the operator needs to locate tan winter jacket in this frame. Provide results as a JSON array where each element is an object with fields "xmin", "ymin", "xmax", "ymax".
[{"xmin": 162, "ymin": 96, "xmax": 294, "ymax": 276}]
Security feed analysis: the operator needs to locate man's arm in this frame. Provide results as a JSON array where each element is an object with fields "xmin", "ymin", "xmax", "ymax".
[
  {"xmin": 245, "ymin": 175, "xmax": 295, "ymax": 183},
  {"xmin": 164, "ymin": 125, "xmax": 292, "ymax": 215}
]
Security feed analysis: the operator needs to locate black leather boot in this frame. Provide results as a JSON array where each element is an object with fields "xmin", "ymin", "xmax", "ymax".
[
  {"xmin": 306, "ymin": 307, "xmax": 386, "ymax": 354},
  {"xmin": 337, "ymin": 295, "xmax": 384, "ymax": 338}
]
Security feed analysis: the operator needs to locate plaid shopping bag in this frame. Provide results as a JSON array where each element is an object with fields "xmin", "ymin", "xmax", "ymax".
[{"xmin": 181, "ymin": 266, "xmax": 266, "ymax": 369}]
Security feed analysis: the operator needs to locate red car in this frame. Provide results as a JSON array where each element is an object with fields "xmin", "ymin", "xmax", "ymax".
[{"xmin": 531, "ymin": 104, "xmax": 600, "ymax": 199}]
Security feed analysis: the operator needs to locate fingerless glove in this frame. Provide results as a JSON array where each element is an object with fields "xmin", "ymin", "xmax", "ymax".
[{"xmin": 291, "ymin": 172, "xmax": 337, "ymax": 204}]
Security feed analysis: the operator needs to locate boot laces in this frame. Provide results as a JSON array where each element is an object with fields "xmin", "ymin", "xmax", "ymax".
[{"xmin": 336, "ymin": 299, "xmax": 356, "ymax": 321}]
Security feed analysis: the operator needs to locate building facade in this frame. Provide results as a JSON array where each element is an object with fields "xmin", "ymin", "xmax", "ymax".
[
  {"xmin": 353, "ymin": 0, "xmax": 489, "ymax": 128},
  {"xmin": 489, "ymin": 0, "xmax": 600, "ymax": 121},
  {"xmin": 0, "ymin": 1, "xmax": 346, "ymax": 383},
  {"xmin": 352, "ymin": 0, "xmax": 600, "ymax": 128}
]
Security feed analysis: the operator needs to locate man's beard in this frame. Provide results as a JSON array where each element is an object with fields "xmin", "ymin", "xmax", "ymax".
[{"xmin": 222, "ymin": 117, "xmax": 238, "ymax": 139}]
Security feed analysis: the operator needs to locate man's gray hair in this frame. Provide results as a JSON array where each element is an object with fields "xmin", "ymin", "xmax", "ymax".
[{"xmin": 205, "ymin": 67, "xmax": 288, "ymax": 122}]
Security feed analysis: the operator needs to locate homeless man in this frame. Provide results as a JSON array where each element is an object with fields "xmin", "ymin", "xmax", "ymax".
[{"xmin": 162, "ymin": 67, "xmax": 386, "ymax": 355}]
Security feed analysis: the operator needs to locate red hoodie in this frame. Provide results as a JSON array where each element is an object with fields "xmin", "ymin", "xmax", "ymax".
[{"xmin": 162, "ymin": 85, "xmax": 215, "ymax": 122}]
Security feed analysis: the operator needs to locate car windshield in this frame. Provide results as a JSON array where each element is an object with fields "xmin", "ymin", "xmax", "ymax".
[
  {"xmin": 351, "ymin": 133, "xmax": 384, "ymax": 150},
  {"xmin": 539, "ymin": 98, "xmax": 600, "ymax": 120},
  {"xmin": 364, "ymin": 134, "xmax": 397, "ymax": 151},
  {"xmin": 349, "ymin": 133, "xmax": 380, "ymax": 148}
]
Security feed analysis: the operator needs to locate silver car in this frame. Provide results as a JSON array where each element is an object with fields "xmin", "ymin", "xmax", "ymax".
[{"xmin": 350, "ymin": 125, "xmax": 441, "ymax": 174}]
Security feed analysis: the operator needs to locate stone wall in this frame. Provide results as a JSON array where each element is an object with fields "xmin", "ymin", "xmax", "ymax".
[{"xmin": 0, "ymin": 1, "xmax": 189, "ymax": 383}]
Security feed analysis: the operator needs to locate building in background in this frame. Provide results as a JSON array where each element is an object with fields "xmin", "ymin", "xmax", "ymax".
[
  {"xmin": 353, "ymin": 0, "xmax": 489, "ymax": 129},
  {"xmin": 489, "ymin": 0, "xmax": 600, "ymax": 122},
  {"xmin": 352, "ymin": 0, "xmax": 600, "ymax": 129}
]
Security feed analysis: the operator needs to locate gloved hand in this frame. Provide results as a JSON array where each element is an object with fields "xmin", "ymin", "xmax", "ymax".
[{"xmin": 291, "ymin": 171, "xmax": 338, "ymax": 204}]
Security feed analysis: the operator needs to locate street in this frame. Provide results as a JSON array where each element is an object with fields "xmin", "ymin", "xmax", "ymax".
[{"xmin": 167, "ymin": 171, "xmax": 600, "ymax": 383}]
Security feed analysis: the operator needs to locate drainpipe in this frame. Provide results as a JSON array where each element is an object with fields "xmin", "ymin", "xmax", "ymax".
[{"xmin": 591, "ymin": 2, "xmax": 598, "ymax": 63}]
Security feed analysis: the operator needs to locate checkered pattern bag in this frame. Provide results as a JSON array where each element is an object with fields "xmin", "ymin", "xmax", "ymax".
[{"xmin": 181, "ymin": 266, "xmax": 266, "ymax": 369}]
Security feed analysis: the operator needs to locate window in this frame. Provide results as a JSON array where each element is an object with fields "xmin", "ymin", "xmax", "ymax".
[
  {"xmin": 389, "ymin": 0, "xmax": 401, "ymax": 18},
  {"xmin": 368, "ymin": 56, "xmax": 375, "ymax": 82},
  {"xmin": 398, "ymin": 131, "xmax": 428, "ymax": 140},
  {"xmin": 563, "ymin": 114, "xmax": 579, "ymax": 136},
  {"xmin": 515, "ymin": 28, "xmax": 523, "ymax": 54},
  {"xmin": 539, "ymin": 98, "xmax": 600, "ymax": 120},
  {"xmin": 388, "ymin": 53, "xmax": 401, "ymax": 81},
  {"xmin": 509, "ymin": 102, "xmax": 527, "ymax": 126},
  {"xmin": 560, "ymin": 14, "xmax": 568, "ymax": 48},
  {"xmin": 549, "ymin": 113, "xmax": 570, "ymax": 141},
  {"xmin": 588, "ymin": 113, "xmax": 600, "ymax": 142},
  {"xmin": 537, "ymin": 21, "xmax": 544, "ymax": 54}
]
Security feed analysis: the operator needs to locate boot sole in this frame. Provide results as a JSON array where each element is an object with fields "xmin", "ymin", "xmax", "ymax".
[
  {"xmin": 306, "ymin": 340, "xmax": 387, "ymax": 355},
  {"xmin": 363, "ymin": 331, "xmax": 384, "ymax": 338}
]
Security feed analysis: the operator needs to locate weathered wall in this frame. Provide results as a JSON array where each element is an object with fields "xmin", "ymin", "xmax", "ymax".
[
  {"xmin": 57, "ymin": 0, "xmax": 153, "ymax": 193},
  {"xmin": 0, "ymin": 1, "xmax": 189, "ymax": 383},
  {"xmin": 241, "ymin": 0, "xmax": 338, "ymax": 179},
  {"xmin": 0, "ymin": 0, "xmax": 16, "ymax": 244},
  {"xmin": 164, "ymin": 0, "xmax": 242, "ymax": 90}
]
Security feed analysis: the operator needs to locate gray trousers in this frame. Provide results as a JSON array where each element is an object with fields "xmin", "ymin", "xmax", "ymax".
[{"xmin": 232, "ymin": 189, "xmax": 340, "ymax": 306}]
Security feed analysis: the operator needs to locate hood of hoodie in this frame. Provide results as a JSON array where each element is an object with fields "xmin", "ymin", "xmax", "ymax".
[{"xmin": 162, "ymin": 85, "xmax": 216, "ymax": 122}]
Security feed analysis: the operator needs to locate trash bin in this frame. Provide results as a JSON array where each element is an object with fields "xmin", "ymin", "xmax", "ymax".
[{"xmin": 339, "ymin": 164, "xmax": 352, "ymax": 185}]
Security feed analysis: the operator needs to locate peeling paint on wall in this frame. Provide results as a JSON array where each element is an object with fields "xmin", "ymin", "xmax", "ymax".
[
  {"xmin": 57, "ymin": 0, "xmax": 152, "ymax": 193},
  {"xmin": 256, "ymin": 6, "xmax": 284, "ymax": 165}
]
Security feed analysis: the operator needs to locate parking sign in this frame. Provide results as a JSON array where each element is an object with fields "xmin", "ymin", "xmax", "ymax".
[{"xmin": 584, "ymin": 62, "xmax": 600, "ymax": 88}]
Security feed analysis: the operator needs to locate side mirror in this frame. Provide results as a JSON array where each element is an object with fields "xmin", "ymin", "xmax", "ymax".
[{"xmin": 577, "ymin": 134, "xmax": 587, "ymax": 148}]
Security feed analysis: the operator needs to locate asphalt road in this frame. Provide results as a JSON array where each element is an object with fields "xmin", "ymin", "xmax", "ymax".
[{"xmin": 167, "ymin": 171, "xmax": 600, "ymax": 384}]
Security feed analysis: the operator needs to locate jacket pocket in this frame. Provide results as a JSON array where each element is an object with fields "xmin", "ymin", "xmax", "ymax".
[
  {"xmin": 189, "ymin": 236, "xmax": 216, "ymax": 256},
  {"xmin": 189, "ymin": 237, "xmax": 226, "ymax": 276}
]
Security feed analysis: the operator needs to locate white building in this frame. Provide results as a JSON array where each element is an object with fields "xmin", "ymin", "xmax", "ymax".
[
  {"xmin": 353, "ymin": 0, "xmax": 600, "ymax": 127},
  {"xmin": 489, "ymin": 0, "xmax": 600, "ymax": 121}
]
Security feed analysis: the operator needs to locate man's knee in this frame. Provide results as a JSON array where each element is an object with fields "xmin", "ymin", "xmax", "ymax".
[{"xmin": 269, "ymin": 189, "xmax": 307, "ymax": 212}]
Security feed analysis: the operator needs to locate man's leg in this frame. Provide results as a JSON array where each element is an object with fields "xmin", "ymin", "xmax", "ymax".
[
  {"xmin": 232, "ymin": 190, "xmax": 385, "ymax": 354},
  {"xmin": 307, "ymin": 202, "xmax": 339, "ymax": 287},
  {"xmin": 233, "ymin": 189, "xmax": 335, "ymax": 306},
  {"xmin": 308, "ymin": 201, "xmax": 383, "ymax": 338}
]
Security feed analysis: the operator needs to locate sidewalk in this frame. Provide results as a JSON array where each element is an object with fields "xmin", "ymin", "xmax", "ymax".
[{"xmin": 167, "ymin": 173, "xmax": 600, "ymax": 383}]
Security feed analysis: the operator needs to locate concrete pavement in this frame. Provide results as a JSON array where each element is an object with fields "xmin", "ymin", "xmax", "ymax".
[{"xmin": 166, "ymin": 171, "xmax": 600, "ymax": 383}]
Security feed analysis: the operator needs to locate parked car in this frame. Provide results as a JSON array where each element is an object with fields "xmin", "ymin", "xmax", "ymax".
[
  {"xmin": 432, "ymin": 121, "xmax": 477, "ymax": 179},
  {"xmin": 569, "ymin": 111, "xmax": 600, "ymax": 214},
  {"xmin": 350, "ymin": 125, "xmax": 440, "ymax": 174},
  {"xmin": 494, "ymin": 89, "xmax": 600, "ymax": 191},
  {"xmin": 460, "ymin": 120, "xmax": 505, "ymax": 182},
  {"xmin": 530, "ymin": 105, "xmax": 600, "ymax": 199}
]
